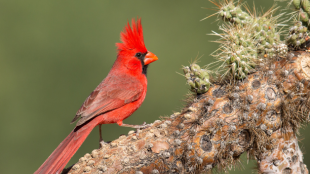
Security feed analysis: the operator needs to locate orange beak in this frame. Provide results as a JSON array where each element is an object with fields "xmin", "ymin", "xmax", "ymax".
[{"xmin": 144, "ymin": 51, "xmax": 158, "ymax": 65}]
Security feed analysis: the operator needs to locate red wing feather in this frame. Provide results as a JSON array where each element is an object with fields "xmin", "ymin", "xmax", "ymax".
[{"xmin": 72, "ymin": 75, "xmax": 143, "ymax": 126}]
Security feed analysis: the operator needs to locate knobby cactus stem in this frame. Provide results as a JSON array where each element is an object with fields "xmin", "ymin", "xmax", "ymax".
[
  {"xmin": 63, "ymin": 51, "xmax": 310, "ymax": 174},
  {"xmin": 258, "ymin": 127, "xmax": 307, "ymax": 173}
]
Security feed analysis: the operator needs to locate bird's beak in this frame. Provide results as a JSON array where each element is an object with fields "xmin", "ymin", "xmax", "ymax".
[{"xmin": 144, "ymin": 51, "xmax": 158, "ymax": 65}]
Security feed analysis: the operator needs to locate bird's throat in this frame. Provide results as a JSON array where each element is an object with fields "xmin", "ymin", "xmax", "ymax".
[{"xmin": 142, "ymin": 64, "xmax": 148, "ymax": 76}]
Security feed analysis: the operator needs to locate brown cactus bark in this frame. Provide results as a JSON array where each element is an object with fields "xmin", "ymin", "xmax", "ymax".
[
  {"xmin": 64, "ymin": 51, "xmax": 310, "ymax": 174},
  {"xmin": 258, "ymin": 127, "xmax": 307, "ymax": 173}
]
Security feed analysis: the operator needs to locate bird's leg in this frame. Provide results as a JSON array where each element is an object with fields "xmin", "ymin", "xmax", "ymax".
[{"xmin": 99, "ymin": 125, "xmax": 105, "ymax": 148}]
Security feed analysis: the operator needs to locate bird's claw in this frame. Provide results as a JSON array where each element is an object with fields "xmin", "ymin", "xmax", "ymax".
[
  {"xmin": 99, "ymin": 140, "xmax": 106, "ymax": 148},
  {"xmin": 137, "ymin": 122, "xmax": 151, "ymax": 129},
  {"xmin": 120, "ymin": 122, "xmax": 151, "ymax": 129},
  {"xmin": 120, "ymin": 122, "xmax": 151, "ymax": 137},
  {"xmin": 135, "ymin": 122, "xmax": 151, "ymax": 137}
]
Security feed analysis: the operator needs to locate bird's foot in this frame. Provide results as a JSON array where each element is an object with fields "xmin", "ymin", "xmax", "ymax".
[
  {"xmin": 99, "ymin": 140, "xmax": 106, "ymax": 148},
  {"xmin": 121, "ymin": 122, "xmax": 151, "ymax": 137},
  {"xmin": 121, "ymin": 122, "xmax": 151, "ymax": 129}
]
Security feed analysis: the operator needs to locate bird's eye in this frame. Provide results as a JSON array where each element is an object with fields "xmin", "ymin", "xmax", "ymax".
[{"xmin": 135, "ymin": 53, "xmax": 142, "ymax": 58}]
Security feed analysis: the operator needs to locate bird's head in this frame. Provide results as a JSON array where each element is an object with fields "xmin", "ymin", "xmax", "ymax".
[{"xmin": 116, "ymin": 18, "xmax": 158, "ymax": 75}]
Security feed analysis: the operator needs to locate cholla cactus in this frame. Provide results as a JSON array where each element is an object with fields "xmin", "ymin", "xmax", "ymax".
[
  {"xmin": 219, "ymin": 3, "xmax": 253, "ymax": 25},
  {"xmin": 217, "ymin": 2, "xmax": 287, "ymax": 57},
  {"xmin": 289, "ymin": 0, "xmax": 310, "ymax": 28},
  {"xmin": 286, "ymin": 21, "xmax": 308, "ymax": 48},
  {"xmin": 211, "ymin": 24, "xmax": 257, "ymax": 79},
  {"xmin": 252, "ymin": 17, "xmax": 286, "ymax": 58},
  {"xmin": 183, "ymin": 1, "xmax": 289, "ymax": 92},
  {"xmin": 210, "ymin": 2, "xmax": 288, "ymax": 80},
  {"xmin": 183, "ymin": 64, "xmax": 211, "ymax": 94}
]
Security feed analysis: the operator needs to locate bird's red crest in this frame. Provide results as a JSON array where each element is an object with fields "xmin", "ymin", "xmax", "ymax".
[{"xmin": 116, "ymin": 18, "xmax": 147, "ymax": 53}]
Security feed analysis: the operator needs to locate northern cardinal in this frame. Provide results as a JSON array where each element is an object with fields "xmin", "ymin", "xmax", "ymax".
[{"xmin": 35, "ymin": 18, "xmax": 158, "ymax": 174}]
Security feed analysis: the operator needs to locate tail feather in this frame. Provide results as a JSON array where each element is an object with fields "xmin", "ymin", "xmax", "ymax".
[{"xmin": 35, "ymin": 119, "xmax": 98, "ymax": 174}]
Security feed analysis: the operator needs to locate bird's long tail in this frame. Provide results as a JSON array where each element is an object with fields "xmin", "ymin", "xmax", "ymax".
[{"xmin": 34, "ymin": 117, "xmax": 100, "ymax": 174}]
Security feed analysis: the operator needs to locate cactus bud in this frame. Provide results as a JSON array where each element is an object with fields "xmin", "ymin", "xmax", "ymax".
[
  {"xmin": 300, "ymin": 11, "xmax": 309, "ymax": 23},
  {"xmin": 190, "ymin": 64, "xmax": 201, "ymax": 71}
]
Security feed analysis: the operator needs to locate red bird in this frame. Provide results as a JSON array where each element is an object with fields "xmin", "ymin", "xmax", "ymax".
[{"xmin": 35, "ymin": 18, "xmax": 158, "ymax": 174}]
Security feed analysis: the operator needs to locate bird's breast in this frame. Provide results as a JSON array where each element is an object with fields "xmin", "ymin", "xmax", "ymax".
[{"xmin": 99, "ymin": 87, "xmax": 147, "ymax": 125}]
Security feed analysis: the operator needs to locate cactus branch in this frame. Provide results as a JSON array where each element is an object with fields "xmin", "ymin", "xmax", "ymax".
[
  {"xmin": 258, "ymin": 126, "xmax": 307, "ymax": 173},
  {"xmin": 63, "ymin": 51, "xmax": 310, "ymax": 174}
]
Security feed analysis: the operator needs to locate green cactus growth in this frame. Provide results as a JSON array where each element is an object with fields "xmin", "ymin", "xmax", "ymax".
[
  {"xmin": 183, "ymin": 1, "xmax": 291, "ymax": 94},
  {"xmin": 218, "ymin": 2, "xmax": 287, "ymax": 57},
  {"xmin": 183, "ymin": 64, "xmax": 211, "ymax": 94},
  {"xmin": 286, "ymin": 21, "xmax": 308, "ymax": 48},
  {"xmin": 253, "ymin": 17, "xmax": 287, "ymax": 58},
  {"xmin": 211, "ymin": 2, "xmax": 288, "ymax": 80},
  {"xmin": 290, "ymin": 0, "xmax": 310, "ymax": 28},
  {"xmin": 219, "ymin": 3, "xmax": 253, "ymax": 25}
]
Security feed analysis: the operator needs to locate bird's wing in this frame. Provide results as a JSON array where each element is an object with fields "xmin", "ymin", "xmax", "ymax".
[{"xmin": 71, "ymin": 74, "xmax": 143, "ymax": 126}]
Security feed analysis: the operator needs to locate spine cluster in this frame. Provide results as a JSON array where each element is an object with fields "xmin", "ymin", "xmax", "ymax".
[
  {"xmin": 183, "ymin": 1, "xmax": 290, "ymax": 94},
  {"xmin": 252, "ymin": 17, "xmax": 287, "ymax": 58},
  {"xmin": 212, "ymin": 2, "xmax": 288, "ymax": 80},
  {"xmin": 219, "ymin": 3, "xmax": 253, "ymax": 25},
  {"xmin": 183, "ymin": 64, "xmax": 210, "ymax": 94},
  {"xmin": 215, "ymin": 24, "xmax": 256, "ymax": 79},
  {"xmin": 286, "ymin": 21, "xmax": 308, "ymax": 48},
  {"xmin": 219, "ymin": 3, "xmax": 285, "ymax": 56}
]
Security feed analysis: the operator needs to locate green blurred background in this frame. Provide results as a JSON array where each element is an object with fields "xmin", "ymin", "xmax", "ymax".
[{"xmin": 1, "ymin": 0, "xmax": 309, "ymax": 173}]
